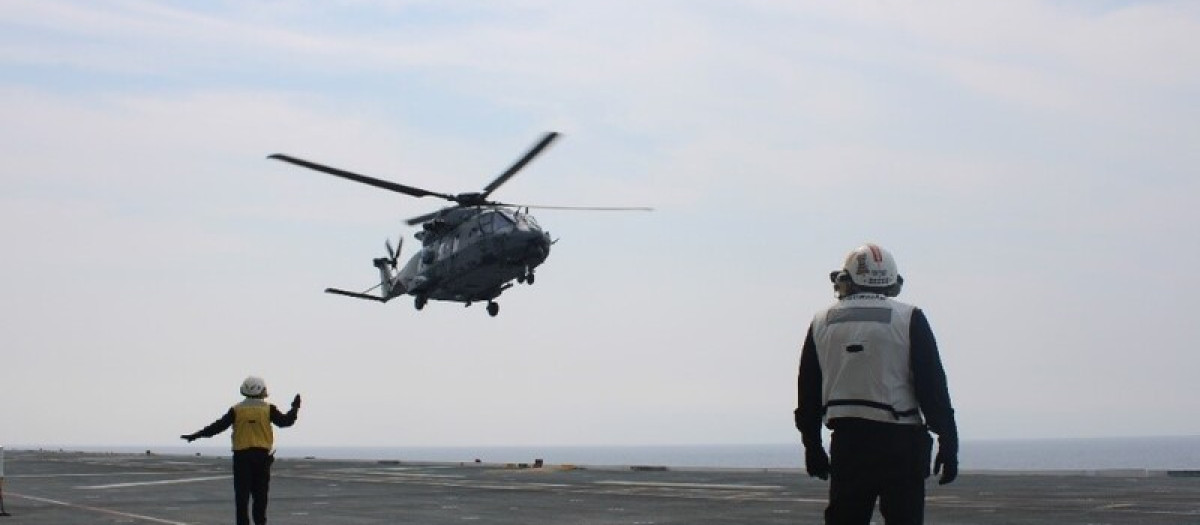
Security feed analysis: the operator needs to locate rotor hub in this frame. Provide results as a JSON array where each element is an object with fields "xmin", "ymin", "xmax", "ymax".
[{"xmin": 455, "ymin": 192, "xmax": 487, "ymax": 206}]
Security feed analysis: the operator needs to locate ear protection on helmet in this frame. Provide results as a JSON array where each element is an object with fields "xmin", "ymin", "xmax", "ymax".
[
  {"xmin": 829, "ymin": 270, "xmax": 851, "ymax": 283},
  {"xmin": 830, "ymin": 268, "xmax": 904, "ymax": 297},
  {"xmin": 885, "ymin": 275, "xmax": 905, "ymax": 297}
]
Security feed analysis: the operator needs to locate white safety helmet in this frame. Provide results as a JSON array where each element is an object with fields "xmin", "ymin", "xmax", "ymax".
[
  {"xmin": 240, "ymin": 376, "xmax": 268, "ymax": 398},
  {"xmin": 832, "ymin": 243, "xmax": 903, "ymax": 296}
]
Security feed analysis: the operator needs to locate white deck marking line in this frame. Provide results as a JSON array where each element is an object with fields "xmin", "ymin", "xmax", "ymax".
[
  {"xmin": 8, "ymin": 472, "xmax": 174, "ymax": 478},
  {"xmin": 594, "ymin": 480, "xmax": 784, "ymax": 490},
  {"xmin": 365, "ymin": 471, "xmax": 465, "ymax": 479},
  {"xmin": 8, "ymin": 492, "xmax": 194, "ymax": 525},
  {"xmin": 77, "ymin": 475, "xmax": 230, "ymax": 490}
]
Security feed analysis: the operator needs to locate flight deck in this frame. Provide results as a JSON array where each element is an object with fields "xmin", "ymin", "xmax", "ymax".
[{"xmin": 1, "ymin": 449, "xmax": 1198, "ymax": 524}]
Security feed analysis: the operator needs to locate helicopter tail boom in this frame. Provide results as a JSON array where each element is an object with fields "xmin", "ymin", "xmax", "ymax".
[
  {"xmin": 325, "ymin": 288, "xmax": 388, "ymax": 302},
  {"xmin": 322, "ymin": 269, "xmax": 407, "ymax": 303}
]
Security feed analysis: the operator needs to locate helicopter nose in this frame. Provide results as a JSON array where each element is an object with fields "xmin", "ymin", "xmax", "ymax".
[{"xmin": 515, "ymin": 230, "xmax": 550, "ymax": 262}]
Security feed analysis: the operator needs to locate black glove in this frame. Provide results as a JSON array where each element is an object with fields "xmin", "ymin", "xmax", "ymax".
[
  {"xmin": 291, "ymin": 394, "xmax": 302, "ymax": 409},
  {"xmin": 804, "ymin": 446, "xmax": 830, "ymax": 480},
  {"xmin": 933, "ymin": 435, "xmax": 958, "ymax": 485},
  {"xmin": 180, "ymin": 434, "xmax": 197, "ymax": 443}
]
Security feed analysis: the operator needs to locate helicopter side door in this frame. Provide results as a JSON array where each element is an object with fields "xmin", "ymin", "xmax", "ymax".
[{"xmin": 456, "ymin": 211, "xmax": 516, "ymax": 295}]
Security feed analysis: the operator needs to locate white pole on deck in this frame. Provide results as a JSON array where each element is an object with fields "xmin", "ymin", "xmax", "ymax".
[{"xmin": 0, "ymin": 445, "xmax": 9, "ymax": 516}]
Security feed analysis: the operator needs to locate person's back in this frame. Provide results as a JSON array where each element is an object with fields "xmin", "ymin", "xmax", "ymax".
[
  {"xmin": 182, "ymin": 376, "xmax": 301, "ymax": 525},
  {"xmin": 231, "ymin": 398, "xmax": 277, "ymax": 452},
  {"xmin": 811, "ymin": 292, "xmax": 922, "ymax": 427},
  {"xmin": 796, "ymin": 244, "xmax": 957, "ymax": 525}
]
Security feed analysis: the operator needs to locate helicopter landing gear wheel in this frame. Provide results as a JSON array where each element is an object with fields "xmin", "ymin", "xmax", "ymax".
[
  {"xmin": 487, "ymin": 301, "xmax": 499, "ymax": 317},
  {"xmin": 414, "ymin": 296, "xmax": 427, "ymax": 311},
  {"xmin": 518, "ymin": 267, "xmax": 535, "ymax": 285}
]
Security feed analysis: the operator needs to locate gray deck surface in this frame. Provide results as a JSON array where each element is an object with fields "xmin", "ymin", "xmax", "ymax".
[{"xmin": 1, "ymin": 450, "xmax": 1198, "ymax": 524}]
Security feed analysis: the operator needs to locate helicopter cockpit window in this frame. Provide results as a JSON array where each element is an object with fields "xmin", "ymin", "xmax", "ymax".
[
  {"xmin": 479, "ymin": 212, "xmax": 493, "ymax": 234},
  {"xmin": 440, "ymin": 237, "xmax": 456, "ymax": 258},
  {"xmin": 493, "ymin": 212, "xmax": 515, "ymax": 233},
  {"xmin": 479, "ymin": 210, "xmax": 515, "ymax": 235},
  {"xmin": 520, "ymin": 213, "xmax": 540, "ymax": 230}
]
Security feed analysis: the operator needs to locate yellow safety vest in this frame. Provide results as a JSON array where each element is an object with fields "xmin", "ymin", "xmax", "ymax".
[{"xmin": 231, "ymin": 399, "xmax": 274, "ymax": 451}]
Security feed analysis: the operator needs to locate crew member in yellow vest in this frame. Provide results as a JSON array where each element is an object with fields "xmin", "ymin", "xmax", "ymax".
[{"xmin": 182, "ymin": 376, "xmax": 301, "ymax": 525}]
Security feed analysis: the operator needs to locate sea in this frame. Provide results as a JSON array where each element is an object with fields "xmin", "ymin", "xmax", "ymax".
[{"xmin": 23, "ymin": 436, "xmax": 1200, "ymax": 471}]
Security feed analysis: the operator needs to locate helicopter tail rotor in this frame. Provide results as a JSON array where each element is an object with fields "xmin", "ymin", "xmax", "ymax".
[
  {"xmin": 385, "ymin": 234, "xmax": 403, "ymax": 268},
  {"xmin": 322, "ymin": 253, "xmax": 407, "ymax": 304},
  {"xmin": 373, "ymin": 256, "xmax": 406, "ymax": 299}
]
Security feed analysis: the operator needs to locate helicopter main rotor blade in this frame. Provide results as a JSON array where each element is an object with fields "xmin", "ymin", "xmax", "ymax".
[
  {"xmin": 268, "ymin": 154, "xmax": 457, "ymax": 202},
  {"xmin": 480, "ymin": 131, "xmax": 560, "ymax": 198},
  {"xmin": 501, "ymin": 203, "xmax": 655, "ymax": 212},
  {"xmin": 405, "ymin": 210, "xmax": 443, "ymax": 226}
]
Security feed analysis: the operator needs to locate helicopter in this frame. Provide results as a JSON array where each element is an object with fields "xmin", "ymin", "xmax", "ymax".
[{"xmin": 268, "ymin": 131, "xmax": 651, "ymax": 317}]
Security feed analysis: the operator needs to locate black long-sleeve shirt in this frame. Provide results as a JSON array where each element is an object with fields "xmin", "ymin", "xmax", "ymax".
[
  {"xmin": 797, "ymin": 307, "xmax": 956, "ymax": 448},
  {"xmin": 192, "ymin": 403, "xmax": 299, "ymax": 439}
]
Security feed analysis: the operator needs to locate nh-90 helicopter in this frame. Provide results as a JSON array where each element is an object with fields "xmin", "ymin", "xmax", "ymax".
[{"xmin": 268, "ymin": 132, "xmax": 651, "ymax": 316}]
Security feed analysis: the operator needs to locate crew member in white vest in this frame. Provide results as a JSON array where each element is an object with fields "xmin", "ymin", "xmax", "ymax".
[
  {"xmin": 182, "ymin": 376, "xmax": 301, "ymax": 525},
  {"xmin": 795, "ymin": 244, "xmax": 957, "ymax": 525}
]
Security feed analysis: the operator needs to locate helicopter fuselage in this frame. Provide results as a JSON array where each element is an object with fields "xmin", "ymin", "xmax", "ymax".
[
  {"xmin": 270, "ymin": 131, "xmax": 647, "ymax": 316},
  {"xmin": 395, "ymin": 207, "xmax": 551, "ymax": 305}
]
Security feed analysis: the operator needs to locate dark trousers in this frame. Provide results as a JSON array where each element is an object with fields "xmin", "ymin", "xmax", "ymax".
[
  {"xmin": 826, "ymin": 419, "xmax": 933, "ymax": 525},
  {"xmin": 232, "ymin": 449, "xmax": 273, "ymax": 525}
]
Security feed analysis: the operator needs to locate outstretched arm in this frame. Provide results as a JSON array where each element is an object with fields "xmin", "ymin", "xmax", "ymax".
[{"xmin": 181, "ymin": 408, "xmax": 235, "ymax": 442}]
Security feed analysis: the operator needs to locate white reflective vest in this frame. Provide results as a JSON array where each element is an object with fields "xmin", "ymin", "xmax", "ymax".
[{"xmin": 810, "ymin": 293, "xmax": 924, "ymax": 426}]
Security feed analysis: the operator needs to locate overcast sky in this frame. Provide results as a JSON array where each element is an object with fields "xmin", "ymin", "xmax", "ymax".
[{"xmin": 2, "ymin": 1, "xmax": 1198, "ymax": 449}]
